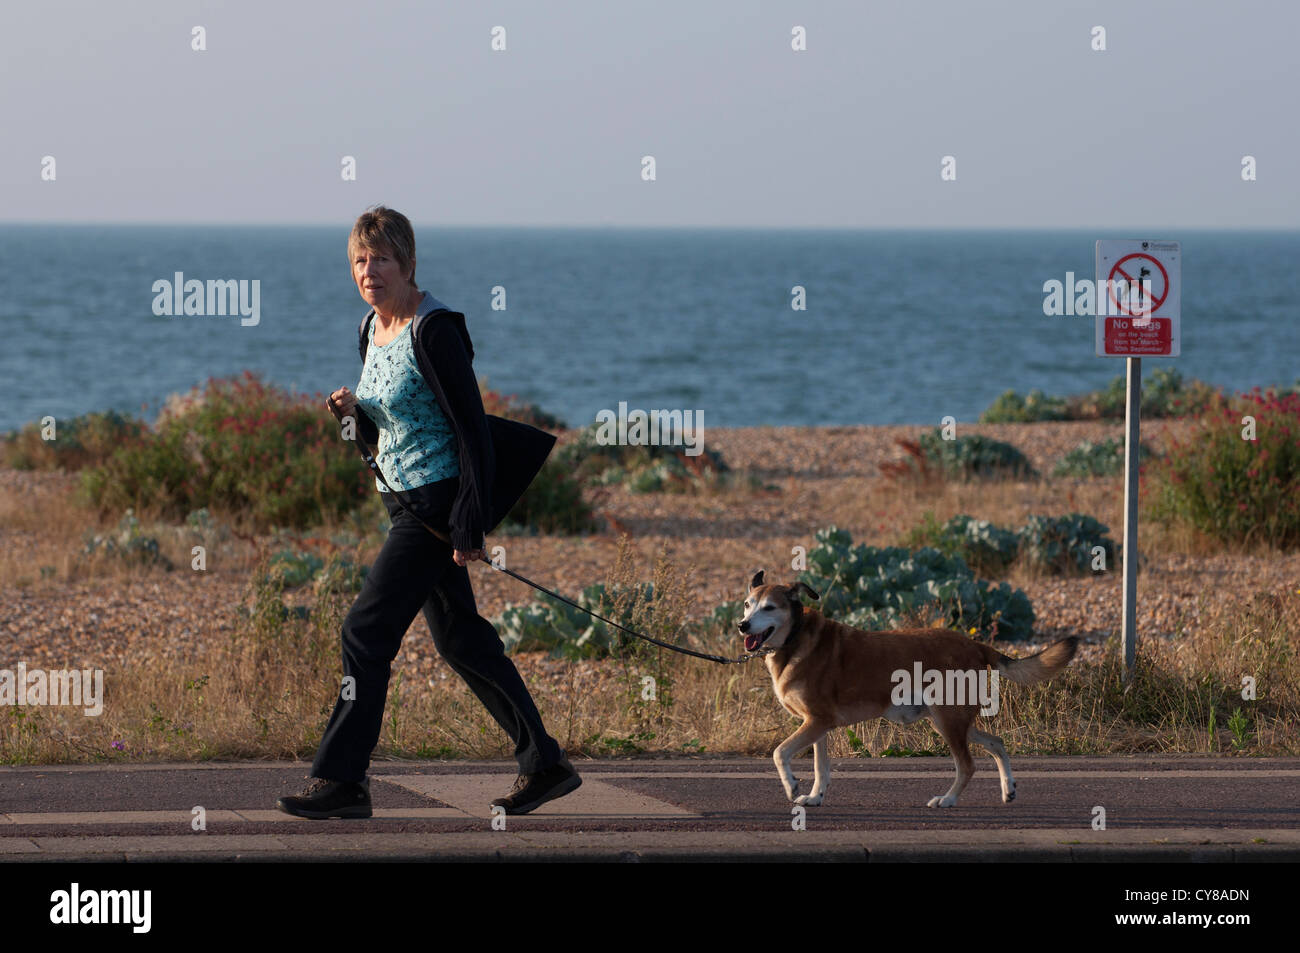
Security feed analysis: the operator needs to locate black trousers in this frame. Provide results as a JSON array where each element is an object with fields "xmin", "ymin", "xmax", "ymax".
[{"xmin": 310, "ymin": 477, "xmax": 563, "ymax": 782}]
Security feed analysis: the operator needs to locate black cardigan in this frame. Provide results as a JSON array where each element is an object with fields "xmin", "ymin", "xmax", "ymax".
[{"xmin": 356, "ymin": 308, "xmax": 495, "ymax": 552}]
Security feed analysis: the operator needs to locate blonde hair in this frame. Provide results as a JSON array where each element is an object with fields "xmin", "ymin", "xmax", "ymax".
[{"xmin": 347, "ymin": 205, "xmax": 417, "ymax": 288}]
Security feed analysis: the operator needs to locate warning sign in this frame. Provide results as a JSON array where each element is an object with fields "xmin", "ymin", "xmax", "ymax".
[
  {"xmin": 1104, "ymin": 317, "xmax": 1173, "ymax": 354},
  {"xmin": 1096, "ymin": 240, "xmax": 1180, "ymax": 357},
  {"xmin": 1107, "ymin": 253, "xmax": 1168, "ymax": 317}
]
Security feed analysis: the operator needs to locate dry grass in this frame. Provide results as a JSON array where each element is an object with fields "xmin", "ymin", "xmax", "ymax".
[
  {"xmin": 0, "ymin": 468, "xmax": 392, "ymax": 595},
  {"xmin": 5, "ymin": 546, "xmax": 1295, "ymax": 765},
  {"xmin": 2, "ymin": 419, "xmax": 1297, "ymax": 765},
  {"xmin": 1, "ymin": 564, "xmax": 340, "ymax": 763}
]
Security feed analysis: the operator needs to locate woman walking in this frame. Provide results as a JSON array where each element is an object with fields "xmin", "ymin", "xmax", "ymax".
[{"xmin": 278, "ymin": 206, "xmax": 579, "ymax": 818}]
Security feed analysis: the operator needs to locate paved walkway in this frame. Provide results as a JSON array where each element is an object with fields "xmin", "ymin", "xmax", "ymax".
[{"xmin": 2, "ymin": 757, "xmax": 1297, "ymax": 861}]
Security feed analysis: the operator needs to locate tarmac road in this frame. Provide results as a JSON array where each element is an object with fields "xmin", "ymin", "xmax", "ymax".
[{"xmin": 2, "ymin": 755, "xmax": 1297, "ymax": 861}]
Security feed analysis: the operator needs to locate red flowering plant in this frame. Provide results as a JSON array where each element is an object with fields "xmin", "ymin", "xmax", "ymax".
[
  {"xmin": 1145, "ymin": 387, "xmax": 1300, "ymax": 550},
  {"xmin": 81, "ymin": 372, "xmax": 367, "ymax": 530}
]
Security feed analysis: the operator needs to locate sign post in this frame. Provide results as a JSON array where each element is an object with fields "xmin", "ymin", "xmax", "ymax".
[
  {"xmin": 1095, "ymin": 240, "xmax": 1181, "ymax": 676},
  {"xmin": 1120, "ymin": 357, "xmax": 1141, "ymax": 676}
]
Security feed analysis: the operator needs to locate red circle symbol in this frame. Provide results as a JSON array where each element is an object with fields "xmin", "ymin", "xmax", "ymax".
[{"xmin": 1107, "ymin": 253, "xmax": 1169, "ymax": 317}]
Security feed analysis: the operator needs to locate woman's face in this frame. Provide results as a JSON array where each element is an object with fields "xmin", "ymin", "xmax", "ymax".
[{"xmin": 352, "ymin": 243, "xmax": 414, "ymax": 314}]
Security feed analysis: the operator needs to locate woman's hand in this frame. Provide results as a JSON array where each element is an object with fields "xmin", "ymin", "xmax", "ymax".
[
  {"xmin": 453, "ymin": 547, "xmax": 487, "ymax": 567},
  {"xmin": 328, "ymin": 386, "xmax": 359, "ymax": 421}
]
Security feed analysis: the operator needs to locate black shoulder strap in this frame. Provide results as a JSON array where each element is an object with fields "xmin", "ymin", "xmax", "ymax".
[{"xmin": 357, "ymin": 311, "xmax": 375, "ymax": 364}]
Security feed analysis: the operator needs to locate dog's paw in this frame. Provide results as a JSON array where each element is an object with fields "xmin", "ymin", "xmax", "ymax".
[
  {"xmin": 1002, "ymin": 784, "xmax": 1016, "ymax": 804},
  {"xmin": 927, "ymin": 795, "xmax": 958, "ymax": 808},
  {"xmin": 782, "ymin": 778, "xmax": 801, "ymax": 801},
  {"xmin": 794, "ymin": 793, "xmax": 823, "ymax": 807}
]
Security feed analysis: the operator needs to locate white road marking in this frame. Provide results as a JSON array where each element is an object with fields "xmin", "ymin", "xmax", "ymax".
[{"xmin": 376, "ymin": 774, "xmax": 699, "ymax": 819}]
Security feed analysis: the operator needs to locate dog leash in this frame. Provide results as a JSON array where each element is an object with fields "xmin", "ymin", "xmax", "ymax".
[{"xmin": 327, "ymin": 397, "xmax": 770, "ymax": 665}]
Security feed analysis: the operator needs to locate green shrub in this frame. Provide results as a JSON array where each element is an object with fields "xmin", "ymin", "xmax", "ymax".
[
  {"xmin": 75, "ymin": 372, "xmax": 588, "ymax": 536},
  {"xmin": 905, "ymin": 512, "xmax": 1116, "ymax": 577},
  {"xmin": 627, "ymin": 459, "xmax": 689, "ymax": 493},
  {"xmin": 79, "ymin": 373, "xmax": 368, "ymax": 531},
  {"xmin": 797, "ymin": 526, "xmax": 1035, "ymax": 641},
  {"xmin": 966, "ymin": 581, "xmax": 1037, "ymax": 640},
  {"xmin": 182, "ymin": 507, "xmax": 232, "ymax": 550},
  {"xmin": 1065, "ymin": 369, "xmax": 1217, "ymax": 420},
  {"xmin": 500, "ymin": 457, "xmax": 600, "ymax": 535},
  {"xmin": 1053, "ymin": 437, "xmax": 1154, "ymax": 478},
  {"xmin": 1141, "ymin": 368, "xmax": 1218, "ymax": 418},
  {"xmin": 558, "ymin": 423, "xmax": 730, "ymax": 493},
  {"xmin": 493, "ymin": 582, "xmax": 653, "ymax": 658},
  {"xmin": 83, "ymin": 509, "xmax": 174, "ymax": 570},
  {"xmin": 1017, "ymin": 514, "xmax": 1115, "ymax": 574},
  {"xmin": 311, "ymin": 554, "xmax": 369, "ymax": 595},
  {"xmin": 917, "ymin": 430, "xmax": 1037, "ymax": 480},
  {"xmin": 79, "ymin": 427, "xmax": 195, "ymax": 514},
  {"xmin": 980, "ymin": 389, "xmax": 1068, "ymax": 423},
  {"xmin": 263, "ymin": 548, "xmax": 369, "ymax": 593},
  {"xmin": 904, "ymin": 512, "xmax": 1020, "ymax": 576},
  {"xmin": 2, "ymin": 410, "xmax": 147, "ymax": 470},
  {"xmin": 266, "ymin": 549, "xmax": 326, "ymax": 588},
  {"xmin": 1147, "ymin": 389, "xmax": 1300, "ymax": 549},
  {"xmin": 980, "ymin": 370, "xmax": 1220, "ymax": 423},
  {"xmin": 1073, "ymin": 375, "xmax": 1128, "ymax": 420},
  {"xmin": 688, "ymin": 599, "xmax": 745, "ymax": 639}
]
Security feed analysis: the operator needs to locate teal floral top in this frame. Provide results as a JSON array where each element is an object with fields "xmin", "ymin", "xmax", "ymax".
[{"xmin": 354, "ymin": 316, "xmax": 460, "ymax": 492}]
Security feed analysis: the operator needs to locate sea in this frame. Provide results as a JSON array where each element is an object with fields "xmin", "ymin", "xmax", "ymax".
[{"xmin": 1, "ymin": 226, "xmax": 1296, "ymax": 433}]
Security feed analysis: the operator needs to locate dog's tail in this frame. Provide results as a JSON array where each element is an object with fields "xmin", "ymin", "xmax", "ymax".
[{"xmin": 980, "ymin": 637, "xmax": 1079, "ymax": 686}]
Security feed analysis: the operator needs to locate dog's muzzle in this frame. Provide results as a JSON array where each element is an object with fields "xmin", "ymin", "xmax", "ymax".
[{"xmin": 737, "ymin": 620, "xmax": 774, "ymax": 653}]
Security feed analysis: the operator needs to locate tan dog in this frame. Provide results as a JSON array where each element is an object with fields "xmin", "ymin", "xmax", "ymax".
[{"xmin": 738, "ymin": 571, "xmax": 1078, "ymax": 808}]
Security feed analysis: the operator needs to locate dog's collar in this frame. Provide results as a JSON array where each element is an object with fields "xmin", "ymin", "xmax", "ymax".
[{"xmin": 778, "ymin": 601, "xmax": 806, "ymax": 654}]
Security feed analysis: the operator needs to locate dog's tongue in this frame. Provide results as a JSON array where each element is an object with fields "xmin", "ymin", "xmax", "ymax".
[{"xmin": 744, "ymin": 634, "xmax": 760, "ymax": 652}]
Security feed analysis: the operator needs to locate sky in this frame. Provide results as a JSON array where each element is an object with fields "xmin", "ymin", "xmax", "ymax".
[{"xmin": 1, "ymin": 0, "xmax": 1295, "ymax": 228}]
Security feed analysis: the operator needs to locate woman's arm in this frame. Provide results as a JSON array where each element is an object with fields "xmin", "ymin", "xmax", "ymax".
[
  {"xmin": 415, "ymin": 318, "xmax": 495, "ymax": 554},
  {"xmin": 327, "ymin": 386, "xmax": 379, "ymax": 449}
]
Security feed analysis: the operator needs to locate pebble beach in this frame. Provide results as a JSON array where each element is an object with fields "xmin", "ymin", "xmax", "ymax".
[{"xmin": 4, "ymin": 420, "xmax": 1296, "ymax": 700}]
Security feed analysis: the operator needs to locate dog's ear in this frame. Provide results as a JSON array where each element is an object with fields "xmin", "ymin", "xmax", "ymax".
[
  {"xmin": 789, "ymin": 581, "xmax": 820, "ymax": 603},
  {"xmin": 749, "ymin": 570, "xmax": 766, "ymax": 593}
]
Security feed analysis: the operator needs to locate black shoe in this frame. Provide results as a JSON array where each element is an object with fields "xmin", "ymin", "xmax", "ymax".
[
  {"xmin": 276, "ymin": 776, "xmax": 372, "ymax": 819},
  {"xmin": 490, "ymin": 755, "xmax": 582, "ymax": 815}
]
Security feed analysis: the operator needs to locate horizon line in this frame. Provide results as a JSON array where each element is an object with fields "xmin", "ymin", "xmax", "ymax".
[{"xmin": 1, "ymin": 221, "xmax": 1297, "ymax": 232}]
